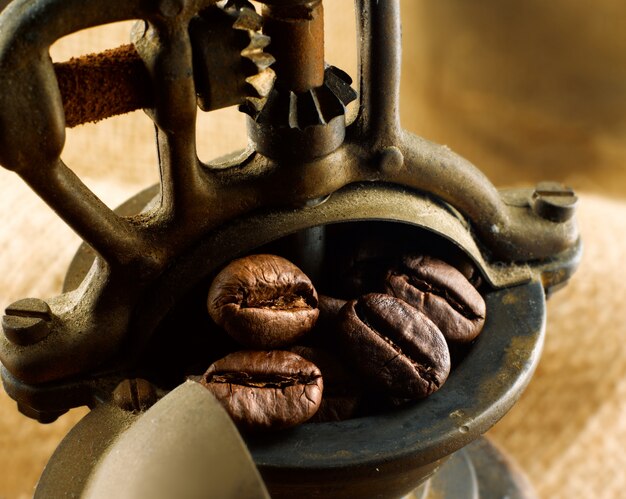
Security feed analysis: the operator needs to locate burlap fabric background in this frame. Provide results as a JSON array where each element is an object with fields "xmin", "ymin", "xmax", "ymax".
[{"xmin": 1, "ymin": 1, "xmax": 625, "ymax": 497}]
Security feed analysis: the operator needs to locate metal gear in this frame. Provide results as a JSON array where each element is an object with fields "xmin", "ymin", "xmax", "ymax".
[
  {"xmin": 243, "ymin": 65, "xmax": 357, "ymax": 159},
  {"xmin": 241, "ymin": 0, "xmax": 357, "ymax": 160},
  {"xmin": 190, "ymin": 2, "xmax": 276, "ymax": 112},
  {"xmin": 52, "ymin": 2, "xmax": 275, "ymax": 127},
  {"xmin": 244, "ymin": 66, "xmax": 356, "ymax": 129}
]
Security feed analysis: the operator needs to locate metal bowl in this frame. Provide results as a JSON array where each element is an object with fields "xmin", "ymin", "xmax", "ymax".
[
  {"xmin": 246, "ymin": 280, "xmax": 545, "ymax": 498},
  {"xmin": 35, "ymin": 184, "xmax": 546, "ymax": 499}
]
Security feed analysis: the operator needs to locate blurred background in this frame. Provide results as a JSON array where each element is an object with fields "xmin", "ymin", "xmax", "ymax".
[
  {"xmin": 1, "ymin": 0, "xmax": 625, "ymax": 497},
  {"xmin": 406, "ymin": 0, "xmax": 626, "ymax": 196}
]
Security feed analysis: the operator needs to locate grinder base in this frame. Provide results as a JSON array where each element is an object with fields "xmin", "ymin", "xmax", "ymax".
[{"xmin": 410, "ymin": 437, "xmax": 535, "ymax": 499}]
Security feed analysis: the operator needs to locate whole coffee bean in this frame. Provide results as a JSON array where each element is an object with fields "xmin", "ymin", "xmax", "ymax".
[
  {"xmin": 290, "ymin": 345, "xmax": 361, "ymax": 422},
  {"xmin": 207, "ymin": 254, "xmax": 319, "ymax": 348},
  {"xmin": 384, "ymin": 255, "xmax": 486, "ymax": 344},
  {"xmin": 198, "ymin": 350, "xmax": 323, "ymax": 431},
  {"xmin": 338, "ymin": 294, "xmax": 450, "ymax": 400}
]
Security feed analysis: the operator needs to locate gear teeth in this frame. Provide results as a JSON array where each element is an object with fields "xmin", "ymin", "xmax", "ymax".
[
  {"xmin": 326, "ymin": 65, "xmax": 354, "ymax": 85},
  {"xmin": 190, "ymin": 2, "xmax": 274, "ymax": 111},
  {"xmin": 232, "ymin": 6, "xmax": 264, "ymax": 32},
  {"xmin": 243, "ymin": 33, "xmax": 271, "ymax": 53},
  {"xmin": 224, "ymin": 0, "xmax": 254, "ymax": 9},
  {"xmin": 313, "ymin": 84, "xmax": 345, "ymax": 121},
  {"xmin": 325, "ymin": 66, "xmax": 358, "ymax": 106},
  {"xmin": 285, "ymin": 90, "xmax": 328, "ymax": 129},
  {"xmin": 239, "ymin": 97, "xmax": 265, "ymax": 115},
  {"xmin": 244, "ymin": 52, "xmax": 275, "ymax": 72},
  {"xmin": 238, "ymin": 17, "xmax": 273, "ymax": 73},
  {"xmin": 246, "ymin": 68, "xmax": 276, "ymax": 99},
  {"xmin": 290, "ymin": 90, "xmax": 326, "ymax": 128},
  {"xmin": 233, "ymin": 5, "xmax": 275, "ymax": 107},
  {"xmin": 245, "ymin": 67, "xmax": 358, "ymax": 131},
  {"xmin": 288, "ymin": 91, "xmax": 299, "ymax": 128}
]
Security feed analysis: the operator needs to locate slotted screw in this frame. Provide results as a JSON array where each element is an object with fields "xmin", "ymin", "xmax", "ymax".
[
  {"xmin": 2, "ymin": 298, "xmax": 53, "ymax": 346},
  {"xmin": 531, "ymin": 181, "xmax": 578, "ymax": 223},
  {"xmin": 113, "ymin": 378, "xmax": 158, "ymax": 413}
]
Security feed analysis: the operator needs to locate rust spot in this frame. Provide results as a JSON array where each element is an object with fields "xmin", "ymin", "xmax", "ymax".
[
  {"xmin": 54, "ymin": 44, "xmax": 152, "ymax": 127},
  {"xmin": 448, "ymin": 409, "xmax": 464, "ymax": 420},
  {"xmin": 501, "ymin": 292, "xmax": 519, "ymax": 305}
]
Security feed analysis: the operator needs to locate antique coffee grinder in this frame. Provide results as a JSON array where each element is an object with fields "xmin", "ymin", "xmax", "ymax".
[{"xmin": 0, "ymin": 0, "xmax": 580, "ymax": 497}]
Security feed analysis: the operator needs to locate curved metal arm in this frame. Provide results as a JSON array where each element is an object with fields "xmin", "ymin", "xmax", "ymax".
[{"xmin": 0, "ymin": 0, "xmax": 215, "ymax": 267}]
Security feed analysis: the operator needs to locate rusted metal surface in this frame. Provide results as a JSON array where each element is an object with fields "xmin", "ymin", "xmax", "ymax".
[
  {"xmin": 245, "ymin": 0, "xmax": 355, "ymax": 160},
  {"xmin": 262, "ymin": 0, "xmax": 324, "ymax": 93},
  {"xmin": 53, "ymin": 5, "xmax": 274, "ymax": 127},
  {"xmin": 189, "ymin": 4, "xmax": 275, "ymax": 111},
  {"xmin": 54, "ymin": 44, "xmax": 152, "ymax": 127}
]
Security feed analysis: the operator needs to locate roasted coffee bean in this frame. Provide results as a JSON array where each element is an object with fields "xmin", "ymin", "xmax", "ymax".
[
  {"xmin": 207, "ymin": 254, "xmax": 319, "ymax": 348},
  {"xmin": 290, "ymin": 345, "xmax": 361, "ymax": 422},
  {"xmin": 198, "ymin": 350, "xmax": 323, "ymax": 431},
  {"xmin": 444, "ymin": 253, "xmax": 483, "ymax": 288},
  {"xmin": 338, "ymin": 294, "xmax": 450, "ymax": 400},
  {"xmin": 384, "ymin": 255, "xmax": 486, "ymax": 343}
]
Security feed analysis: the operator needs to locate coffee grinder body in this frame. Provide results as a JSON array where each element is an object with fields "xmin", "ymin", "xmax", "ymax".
[{"xmin": 0, "ymin": 0, "xmax": 580, "ymax": 497}]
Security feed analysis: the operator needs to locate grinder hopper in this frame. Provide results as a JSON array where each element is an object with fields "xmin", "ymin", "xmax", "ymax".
[{"xmin": 0, "ymin": 0, "xmax": 580, "ymax": 497}]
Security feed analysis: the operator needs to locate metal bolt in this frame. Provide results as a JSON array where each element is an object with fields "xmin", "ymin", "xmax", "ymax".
[
  {"xmin": 2, "ymin": 298, "xmax": 53, "ymax": 346},
  {"xmin": 113, "ymin": 378, "xmax": 158, "ymax": 413},
  {"xmin": 531, "ymin": 181, "xmax": 578, "ymax": 223}
]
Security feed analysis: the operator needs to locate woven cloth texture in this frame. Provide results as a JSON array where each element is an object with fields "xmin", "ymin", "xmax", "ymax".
[{"xmin": 1, "ymin": 1, "xmax": 626, "ymax": 497}]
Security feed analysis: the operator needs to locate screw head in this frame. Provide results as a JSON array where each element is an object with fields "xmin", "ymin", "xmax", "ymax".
[
  {"xmin": 2, "ymin": 298, "xmax": 53, "ymax": 345},
  {"xmin": 113, "ymin": 378, "xmax": 158, "ymax": 413},
  {"xmin": 531, "ymin": 181, "xmax": 578, "ymax": 223}
]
